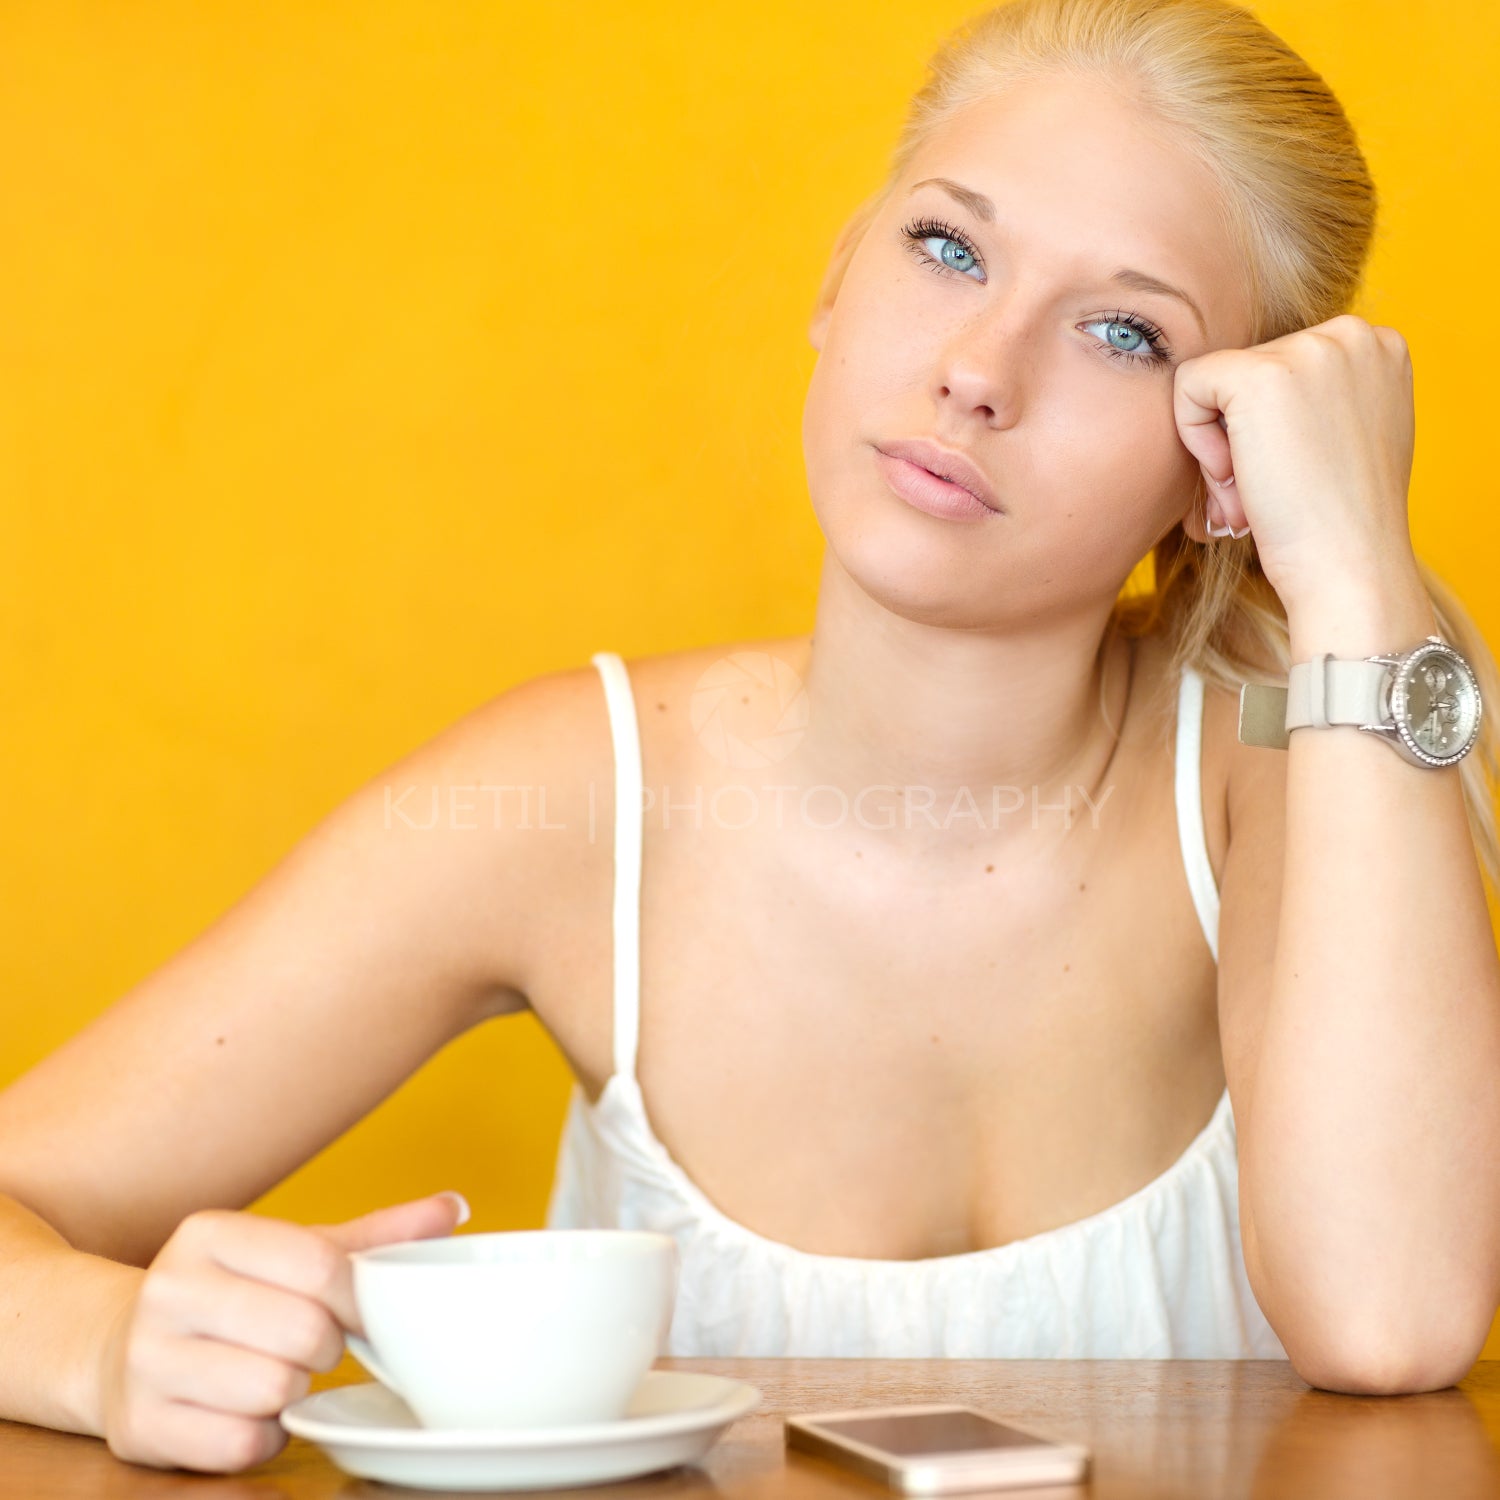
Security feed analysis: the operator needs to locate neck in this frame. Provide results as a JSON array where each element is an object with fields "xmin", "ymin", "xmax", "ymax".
[{"xmin": 780, "ymin": 551, "xmax": 1139, "ymax": 855}]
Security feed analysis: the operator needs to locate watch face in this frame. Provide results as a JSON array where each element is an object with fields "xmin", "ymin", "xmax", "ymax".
[{"xmin": 1392, "ymin": 643, "xmax": 1482, "ymax": 764}]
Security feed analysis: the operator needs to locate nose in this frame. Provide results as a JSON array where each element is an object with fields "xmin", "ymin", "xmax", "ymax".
[
  {"xmin": 933, "ymin": 331, "xmax": 1024, "ymax": 425},
  {"xmin": 930, "ymin": 287, "xmax": 1041, "ymax": 425}
]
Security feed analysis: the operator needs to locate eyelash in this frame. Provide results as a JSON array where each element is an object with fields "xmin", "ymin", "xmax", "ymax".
[{"xmin": 898, "ymin": 215, "xmax": 1175, "ymax": 368}]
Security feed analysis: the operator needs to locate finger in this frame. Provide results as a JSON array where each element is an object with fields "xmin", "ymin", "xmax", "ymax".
[
  {"xmin": 1173, "ymin": 361, "xmax": 1235, "ymax": 465},
  {"xmin": 1210, "ymin": 413, "xmax": 1237, "ymax": 489},
  {"xmin": 140, "ymin": 1333, "xmax": 312, "ymax": 1417},
  {"xmin": 305, "ymin": 1193, "xmax": 470, "ymax": 1334},
  {"xmin": 153, "ymin": 1402, "xmax": 289, "ymax": 1475},
  {"xmin": 311, "ymin": 1191, "xmax": 470, "ymax": 1256},
  {"xmin": 176, "ymin": 1209, "xmax": 350, "ymax": 1312},
  {"xmin": 154, "ymin": 1264, "xmax": 347, "ymax": 1368},
  {"xmin": 1202, "ymin": 470, "xmax": 1246, "ymax": 534},
  {"xmin": 110, "ymin": 1398, "xmax": 288, "ymax": 1475},
  {"xmin": 171, "ymin": 1210, "xmax": 362, "ymax": 1333}
]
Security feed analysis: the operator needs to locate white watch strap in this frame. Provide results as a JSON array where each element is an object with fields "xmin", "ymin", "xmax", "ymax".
[{"xmin": 1285, "ymin": 653, "xmax": 1389, "ymax": 731}]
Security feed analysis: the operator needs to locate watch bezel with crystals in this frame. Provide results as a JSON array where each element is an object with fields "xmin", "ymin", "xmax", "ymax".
[{"xmin": 1377, "ymin": 636, "xmax": 1482, "ymax": 768}]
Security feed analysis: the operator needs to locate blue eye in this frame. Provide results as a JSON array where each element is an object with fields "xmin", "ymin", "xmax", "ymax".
[
  {"xmin": 1079, "ymin": 312, "xmax": 1173, "ymax": 368},
  {"xmin": 901, "ymin": 216, "xmax": 985, "ymax": 280},
  {"xmin": 896, "ymin": 216, "xmax": 1175, "ymax": 369}
]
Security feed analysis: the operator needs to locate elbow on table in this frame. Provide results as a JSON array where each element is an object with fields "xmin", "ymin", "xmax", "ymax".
[{"xmin": 1287, "ymin": 1309, "xmax": 1492, "ymax": 1397}]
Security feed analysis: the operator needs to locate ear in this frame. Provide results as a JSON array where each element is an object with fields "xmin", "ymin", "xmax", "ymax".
[{"xmin": 808, "ymin": 197, "xmax": 882, "ymax": 352}]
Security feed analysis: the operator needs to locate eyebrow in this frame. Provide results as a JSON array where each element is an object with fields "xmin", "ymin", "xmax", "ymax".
[{"xmin": 908, "ymin": 176, "xmax": 1208, "ymax": 339}]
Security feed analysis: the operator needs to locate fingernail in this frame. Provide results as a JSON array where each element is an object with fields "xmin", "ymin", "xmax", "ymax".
[
  {"xmin": 1206, "ymin": 519, "xmax": 1235, "ymax": 538},
  {"xmin": 438, "ymin": 1191, "xmax": 471, "ymax": 1225}
]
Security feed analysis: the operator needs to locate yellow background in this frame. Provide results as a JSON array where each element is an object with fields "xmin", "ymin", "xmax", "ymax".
[{"xmin": 3, "ymin": 2, "xmax": 1498, "ymax": 1356}]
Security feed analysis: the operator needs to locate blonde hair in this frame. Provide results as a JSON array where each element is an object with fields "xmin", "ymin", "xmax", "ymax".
[{"xmin": 817, "ymin": 0, "xmax": 1500, "ymax": 894}]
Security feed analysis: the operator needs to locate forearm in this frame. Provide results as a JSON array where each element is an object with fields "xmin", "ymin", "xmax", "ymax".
[
  {"xmin": 1242, "ymin": 572, "xmax": 1500, "ymax": 1389},
  {"xmin": 0, "ymin": 1192, "xmax": 143, "ymax": 1436}
]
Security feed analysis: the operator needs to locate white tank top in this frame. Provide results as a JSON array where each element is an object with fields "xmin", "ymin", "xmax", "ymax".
[{"xmin": 545, "ymin": 651, "xmax": 1289, "ymax": 1360}]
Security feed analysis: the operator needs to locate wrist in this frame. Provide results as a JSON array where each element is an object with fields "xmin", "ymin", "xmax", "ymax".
[
  {"xmin": 48, "ymin": 1251, "xmax": 143, "ymax": 1440},
  {"xmin": 1285, "ymin": 579, "xmax": 1437, "ymax": 663},
  {"xmin": 32, "ymin": 1236, "xmax": 145, "ymax": 1439},
  {"xmin": 80, "ymin": 1259, "xmax": 145, "ymax": 1440}
]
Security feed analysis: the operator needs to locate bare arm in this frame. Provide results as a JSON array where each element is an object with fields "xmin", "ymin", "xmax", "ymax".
[
  {"xmin": 0, "ymin": 1193, "xmax": 143, "ymax": 1434},
  {"xmin": 1219, "ymin": 584, "xmax": 1500, "ymax": 1393},
  {"xmin": 0, "ymin": 665, "xmax": 594, "ymax": 1441}
]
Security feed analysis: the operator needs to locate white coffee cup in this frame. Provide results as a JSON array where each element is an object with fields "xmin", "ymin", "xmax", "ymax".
[{"xmin": 345, "ymin": 1228, "xmax": 679, "ymax": 1430}]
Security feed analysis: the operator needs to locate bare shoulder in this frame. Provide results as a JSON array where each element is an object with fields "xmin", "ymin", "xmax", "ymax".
[
  {"xmin": 439, "ymin": 657, "xmax": 620, "ymax": 1010},
  {"xmin": 323, "ymin": 657, "xmax": 627, "ymax": 1020},
  {"xmin": 492, "ymin": 634, "xmax": 810, "ymax": 1016},
  {"xmin": 589, "ymin": 634, "xmax": 815, "ymax": 775},
  {"xmin": 504, "ymin": 636, "xmax": 816, "ymax": 1092}
]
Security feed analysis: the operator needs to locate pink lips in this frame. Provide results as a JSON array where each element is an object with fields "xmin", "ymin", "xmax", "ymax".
[
  {"xmin": 873, "ymin": 438, "xmax": 1001, "ymax": 513},
  {"xmin": 874, "ymin": 450, "xmax": 995, "ymax": 522}
]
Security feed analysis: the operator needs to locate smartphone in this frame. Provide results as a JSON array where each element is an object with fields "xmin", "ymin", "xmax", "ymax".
[{"xmin": 785, "ymin": 1402, "xmax": 1091, "ymax": 1494}]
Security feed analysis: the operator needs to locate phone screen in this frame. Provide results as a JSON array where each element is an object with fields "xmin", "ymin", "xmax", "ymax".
[{"xmin": 809, "ymin": 1409, "xmax": 1054, "ymax": 1457}]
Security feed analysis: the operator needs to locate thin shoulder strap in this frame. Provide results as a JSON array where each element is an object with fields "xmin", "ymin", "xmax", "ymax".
[
  {"xmin": 589, "ymin": 652, "xmax": 645, "ymax": 1080},
  {"xmin": 1174, "ymin": 663, "xmax": 1221, "ymax": 963}
]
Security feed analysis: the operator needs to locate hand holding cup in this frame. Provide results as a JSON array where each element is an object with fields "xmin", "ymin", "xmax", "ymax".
[{"xmin": 97, "ymin": 1190, "xmax": 469, "ymax": 1473}]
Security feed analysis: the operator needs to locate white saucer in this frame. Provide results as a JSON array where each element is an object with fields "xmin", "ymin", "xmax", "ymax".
[{"xmin": 279, "ymin": 1370, "xmax": 761, "ymax": 1492}]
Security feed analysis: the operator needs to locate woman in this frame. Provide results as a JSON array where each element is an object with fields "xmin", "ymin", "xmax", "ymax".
[{"xmin": 2, "ymin": 0, "xmax": 1498, "ymax": 1476}]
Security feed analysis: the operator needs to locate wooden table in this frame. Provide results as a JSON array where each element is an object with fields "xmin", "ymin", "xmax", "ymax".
[{"xmin": 4, "ymin": 1355, "xmax": 1500, "ymax": 1498}]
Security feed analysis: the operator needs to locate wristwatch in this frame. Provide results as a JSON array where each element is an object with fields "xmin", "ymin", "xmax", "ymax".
[{"xmin": 1237, "ymin": 633, "xmax": 1482, "ymax": 768}]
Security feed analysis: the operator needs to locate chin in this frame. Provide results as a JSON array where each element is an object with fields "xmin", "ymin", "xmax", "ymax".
[{"xmin": 816, "ymin": 496, "xmax": 1015, "ymax": 630}]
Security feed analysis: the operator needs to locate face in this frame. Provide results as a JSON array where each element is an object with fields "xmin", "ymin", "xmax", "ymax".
[{"xmin": 803, "ymin": 72, "xmax": 1254, "ymax": 629}]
